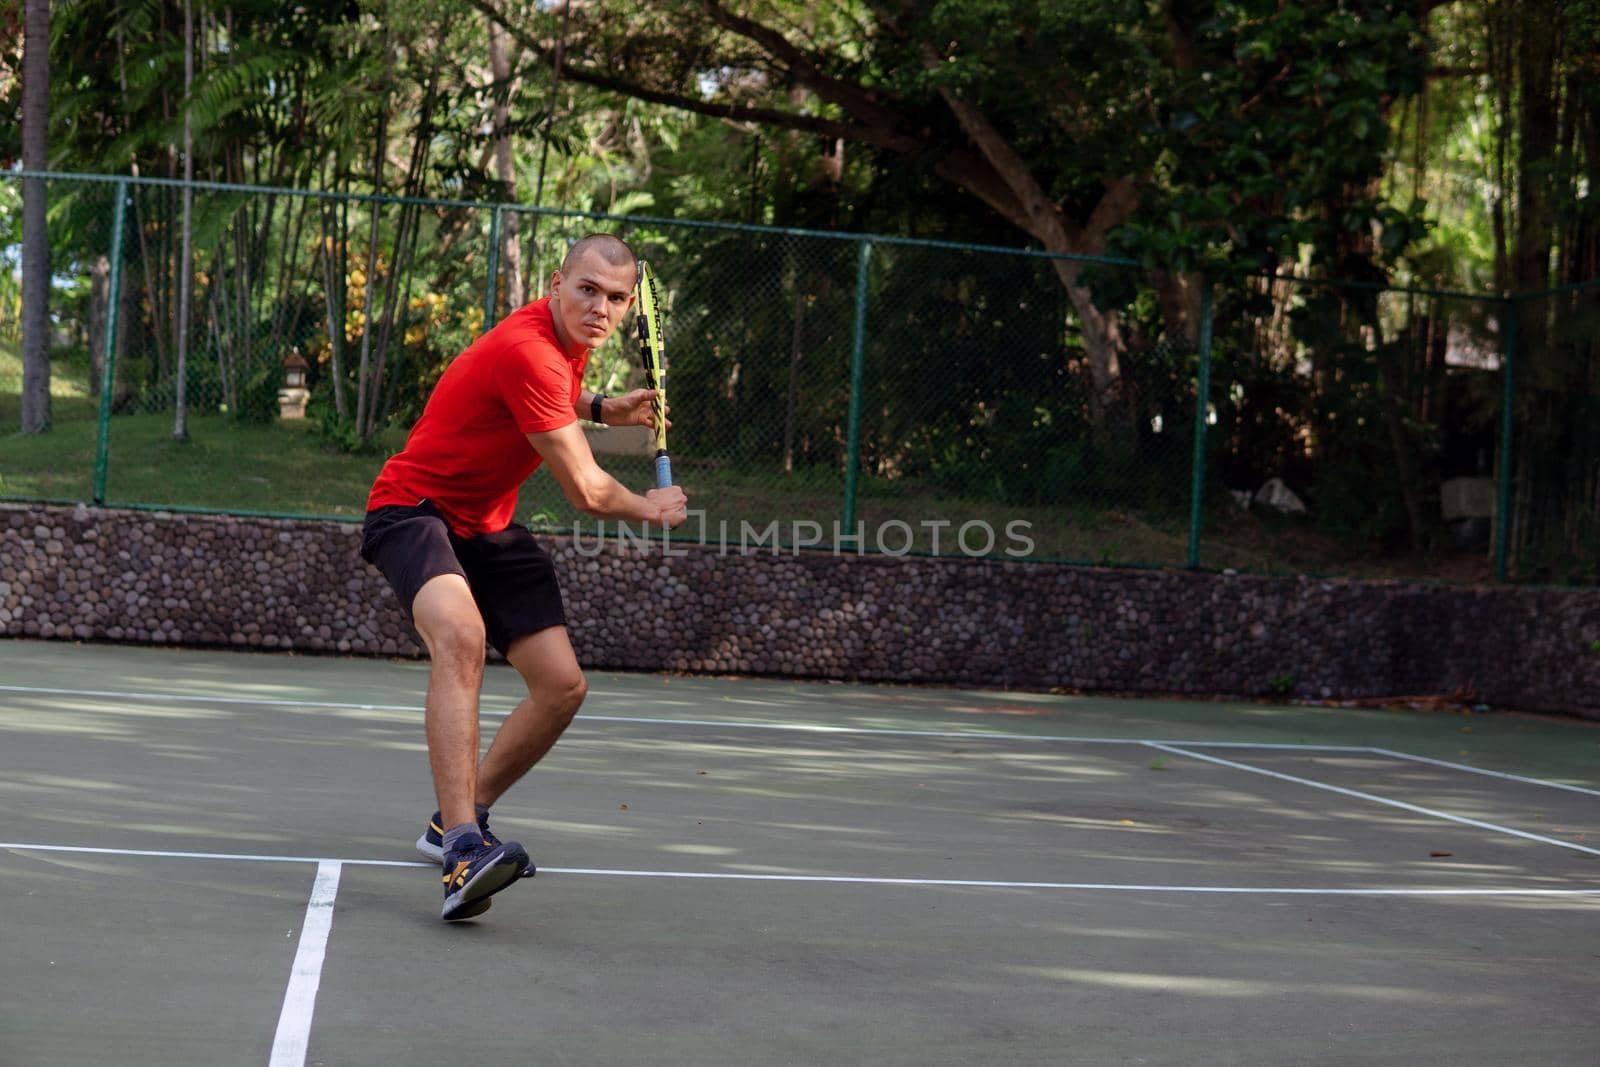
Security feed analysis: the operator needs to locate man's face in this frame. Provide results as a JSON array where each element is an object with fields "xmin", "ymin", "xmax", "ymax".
[{"xmin": 549, "ymin": 251, "xmax": 636, "ymax": 351}]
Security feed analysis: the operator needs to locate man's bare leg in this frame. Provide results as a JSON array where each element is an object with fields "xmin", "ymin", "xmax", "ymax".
[
  {"xmin": 475, "ymin": 624, "xmax": 588, "ymax": 807},
  {"xmin": 409, "ymin": 573, "xmax": 487, "ymax": 832}
]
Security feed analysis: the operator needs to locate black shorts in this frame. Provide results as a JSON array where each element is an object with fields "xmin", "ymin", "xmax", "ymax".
[{"xmin": 360, "ymin": 501, "xmax": 566, "ymax": 656}]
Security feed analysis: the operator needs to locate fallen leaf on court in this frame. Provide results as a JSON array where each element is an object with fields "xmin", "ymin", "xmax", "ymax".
[
  {"xmin": 1119, "ymin": 819, "xmax": 1136, "ymax": 826},
  {"xmin": 697, "ymin": 769, "xmax": 708, "ymax": 775},
  {"xmin": 619, "ymin": 803, "xmax": 629, "ymax": 811},
  {"xmin": 1430, "ymin": 850, "xmax": 1453, "ymax": 857}
]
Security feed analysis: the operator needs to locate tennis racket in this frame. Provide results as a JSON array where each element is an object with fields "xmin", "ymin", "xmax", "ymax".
[{"xmin": 634, "ymin": 260, "xmax": 672, "ymax": 489}]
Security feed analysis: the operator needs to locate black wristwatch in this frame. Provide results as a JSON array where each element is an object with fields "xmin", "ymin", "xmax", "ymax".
[{"xmin": 591, "ymin": 393, "xmax": 606, "ymax": 424}]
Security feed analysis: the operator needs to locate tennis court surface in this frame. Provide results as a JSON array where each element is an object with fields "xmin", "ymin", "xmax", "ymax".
[{"xmin": 2, "ymin": 638, "xmax": 1597, "ymax": 1066}]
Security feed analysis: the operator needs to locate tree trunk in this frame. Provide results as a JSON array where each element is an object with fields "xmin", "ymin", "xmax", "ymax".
[
  {"xmin": 173, "ymin": 0, "xmax": 194, "ymax": 441},
  {"xmin": 1151, "ymin": 268, "xmax": 1204, "ymax": 347},
  {"xmin": 1488, "ymin": 2, "xmax": 1514, "ymax": 293},
  {"xmin": 487, "ymin": 16, "xmax": 525, "ymax": 308},
  {"xmin": 783, "ymin": 286, "xmax": 805, "ymax": 473},
  {"xmin": 319, "ymin": 166, "xmax": 350, "ymax": 421},
  {"xmin": 1046, "ymin": 256, "xmax": 1127, "ymax": 421},
  {"xmin": 1334, "ymin": 183, "xmax": 1429, "ymax": 553},
  {"xmin": 1513, "ymin": 1, "xmax": 1558, "ymax": 297},
  {"xmin": 355, "ymin": 96, "xmax": 391, "ymax": 440},
  {"xmin": 20, "ymin": 0, "xmax": 51, "ymax": 433},
  {"xmin": 88, "ymin": 255, "xmax": 109, "ymax": 398}
]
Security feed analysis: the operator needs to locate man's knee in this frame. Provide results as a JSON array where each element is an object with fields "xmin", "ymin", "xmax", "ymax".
[
  {"xmin": 542, "ymin": 670, "xmax": 587, "ymax": 722},
  {"xmin": 412, "ymin": 576, "xmax": 486, "ymax": 674},
  {"xmin": 566, "ymin": 672, "xmax": 589, "ymax": 712},
  {"xmin": 424, "ymin": 616, "xmax": 486, "ymax": 670}
]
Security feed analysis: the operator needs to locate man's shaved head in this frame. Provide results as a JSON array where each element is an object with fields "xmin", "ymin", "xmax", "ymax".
[
  {"xmin": 561, "ymin": 233, "xmax": 637, "ymax": 277},
  {"xmin": 547, "ymin": 233, "xmax": 639, "ymax": 352}
]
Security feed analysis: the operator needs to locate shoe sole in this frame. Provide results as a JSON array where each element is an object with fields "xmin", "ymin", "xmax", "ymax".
[
  {"xmin": 416, "ymin": 833, "xmax": 445, "ymax": 864},
  {"xmin": 419, "ymin": 832, "xmax": 536, "ymax": 878},
  {"xmin": 449, "ymin": 895, "xmax": 494, "ymax": 921},
  {"xmin": 441, "ymin": 845, "xmax": 529, "ymax": 922}
]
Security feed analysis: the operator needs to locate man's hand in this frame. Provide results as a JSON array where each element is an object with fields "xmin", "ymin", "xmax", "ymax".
[
  {"xmin": 646, "ymin": 485, "xmax": 689, "ymax": 528},
  {"xmin": 604, "ymin": 389, "xmax": 670, "ymax": 430}
]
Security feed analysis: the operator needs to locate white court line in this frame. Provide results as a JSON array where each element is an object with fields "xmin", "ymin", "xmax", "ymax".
[
  {"xmin": 0, "ymin": 841, "xmax": 426, "ymax": 867},
  {"xmin": 3, "ymin": 841, "xmax": 1597, "ymax": 897},
  {"xmin": 269, "ymin": 861, "xmax": 341, "ymax": 1067},
  {"xmin": 1367, "ymin": 747, "xmax": 1600, "ymax": 799},
  {"xmin": 1147, "ymin": 743, "xmax": 1600, "ymax": 858}
]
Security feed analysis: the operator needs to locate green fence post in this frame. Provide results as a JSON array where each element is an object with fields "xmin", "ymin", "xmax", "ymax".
[
  {"xmin": 92, "ymin": 180, "xmax": 128, "ymax": 507},
  {"xmin": 1494, "ymin": 297, "xmax": 1518, "ymax": 583},
  {"xmin": 483, "ymin": 206, "xmax": 503, "ymax": 331},
  {"xmin": 842, "ymin": 239, "xmax": 872, "ymax": 534},
  {"xmin": 1187, "ymin": 278, "xmax": 1213, "ymax": 569}
]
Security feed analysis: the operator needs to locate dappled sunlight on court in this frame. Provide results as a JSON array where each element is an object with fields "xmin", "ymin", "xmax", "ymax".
[
  {"xmin": 657, "ymin": 843, "xmax": 741, "ymax": 856},
  {"xmin": 1002, "ymin": 812, "xmax": 1189, "ymax": 834},
  {"xmin": 1002, "ymin": 965, "xmax": 1505, "ymax": 1005},
  {"xmin": 493, "ymin": 816, "xmax": 644, "ymax": 840},
  {"xmin": 4, "ymin": 771, "xmax": 128, "ymax": 793}
]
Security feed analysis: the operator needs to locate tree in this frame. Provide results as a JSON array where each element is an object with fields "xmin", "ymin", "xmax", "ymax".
[
  {"xmin": 464, "ymin": 0, "xmax": 1433, "ymax": 424},
  {"xmin": 19, "ymin": 0, "xmax": 49, "ymax": 433}
]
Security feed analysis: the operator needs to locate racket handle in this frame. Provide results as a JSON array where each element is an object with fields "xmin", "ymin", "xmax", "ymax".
[{"xmin": 654, "ymin": 454, "xmax": 673, "ymax": 489}]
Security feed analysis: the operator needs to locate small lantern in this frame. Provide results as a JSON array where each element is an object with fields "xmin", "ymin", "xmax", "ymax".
[
  {"xmin": 278, "ymin": 350, "xmax": 311, "ymax": 419},
  {"xmin": 283, "ymin": 351, "xmax": 309, "ymax": 388}
]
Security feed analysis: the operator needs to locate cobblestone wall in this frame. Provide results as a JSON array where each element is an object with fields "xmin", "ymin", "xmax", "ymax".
[{"xmin": 2, "ymin": 503, "xmax": 1597, "ymax": 718}]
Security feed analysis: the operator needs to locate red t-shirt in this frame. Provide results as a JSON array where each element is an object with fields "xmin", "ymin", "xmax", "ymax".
[{"xmin": 367, "ymin": 297, "xmax": 588, "ymax": 536}]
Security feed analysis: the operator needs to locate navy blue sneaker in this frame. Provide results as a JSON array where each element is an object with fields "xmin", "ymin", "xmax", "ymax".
[
  {"xmin": 440, "ymin": 835, "xmax": 530, "ymax": 922},
  {"xmin": 418, "ymin": 810, "xmax": 536, "ymax": 877}
]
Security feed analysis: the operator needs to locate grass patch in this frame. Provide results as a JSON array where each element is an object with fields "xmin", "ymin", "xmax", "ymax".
[
  {"xmin": 0, "ymin": 338, "xmax": 94, "ymax": 399},
  {"xmin": 0, "ymin": 396, "xmax": 402, "ymax": 516}
]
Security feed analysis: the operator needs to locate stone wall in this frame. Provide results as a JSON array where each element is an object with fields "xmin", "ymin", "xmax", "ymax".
[{"xmin": 2, "ymin": 502, "xmax": 1597, "ymax": 719}]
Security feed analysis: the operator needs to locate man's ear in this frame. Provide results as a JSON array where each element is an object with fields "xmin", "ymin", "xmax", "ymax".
[{"xmin": 548, "ymin": 269, "xmax": 564, "ymax": 298}]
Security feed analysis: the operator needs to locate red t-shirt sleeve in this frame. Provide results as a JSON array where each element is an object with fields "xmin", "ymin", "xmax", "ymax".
[{"xmin": 499, "ymin": 338, "xmax": 580, "ymax": 434}]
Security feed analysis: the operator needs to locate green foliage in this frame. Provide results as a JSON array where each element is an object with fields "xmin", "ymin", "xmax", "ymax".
[{"xmin": 1116, "ymin": 2, "xmax": 1433, "ymax": 273}]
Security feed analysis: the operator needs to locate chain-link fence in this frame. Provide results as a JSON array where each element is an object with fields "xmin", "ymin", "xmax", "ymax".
[
  {"xmin": 1504, "ymin": 282, "xmax": 1600, "ymax": 584},
  {"xmin": 2, "ymin": 171, "xmax": 1591, "ymax": 582},
  {"xmin": 1203, "ymin": 278, "xmax": 1512, "ymax": 579}
]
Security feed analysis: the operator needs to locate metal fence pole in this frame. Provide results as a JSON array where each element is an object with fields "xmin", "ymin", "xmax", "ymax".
[
  {"xmin": 92, "ymin": 180, "xmax": 128, "ymax": 506},
  {"xmin": 483, "ymin": 206, "xmax": 503, "ymax": 331},
  {"xmin": 841, "ymin": 239, "xmax": 872, "ymax": 533},
  {"xmin": 1494, "ymin": 297, "xmax": 1519, "ymax": 583},
  {"xmin": 1187, "ymin": 278, "xmax": 1214, "ymax": 569}
]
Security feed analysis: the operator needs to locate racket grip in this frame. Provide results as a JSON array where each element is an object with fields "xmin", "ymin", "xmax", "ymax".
[{"xmin": 654, "ymin": 454, "xmax": 673, "ymax": 489}]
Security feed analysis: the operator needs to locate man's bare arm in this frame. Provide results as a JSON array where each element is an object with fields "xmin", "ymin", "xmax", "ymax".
[{"xmin": 527, "ymin": 422, "xmax": 686, "ymax": 525}]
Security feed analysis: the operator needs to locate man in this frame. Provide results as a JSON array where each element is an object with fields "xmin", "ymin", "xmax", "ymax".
[{"xmin": 361, "ymin": 233, "xmax": 688, "ymax": 921}]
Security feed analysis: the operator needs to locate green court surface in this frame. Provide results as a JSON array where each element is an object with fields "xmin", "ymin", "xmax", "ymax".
[{"xmin": 1, "ymin": 638, "xmax": 1597, "ymax": 1065}]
